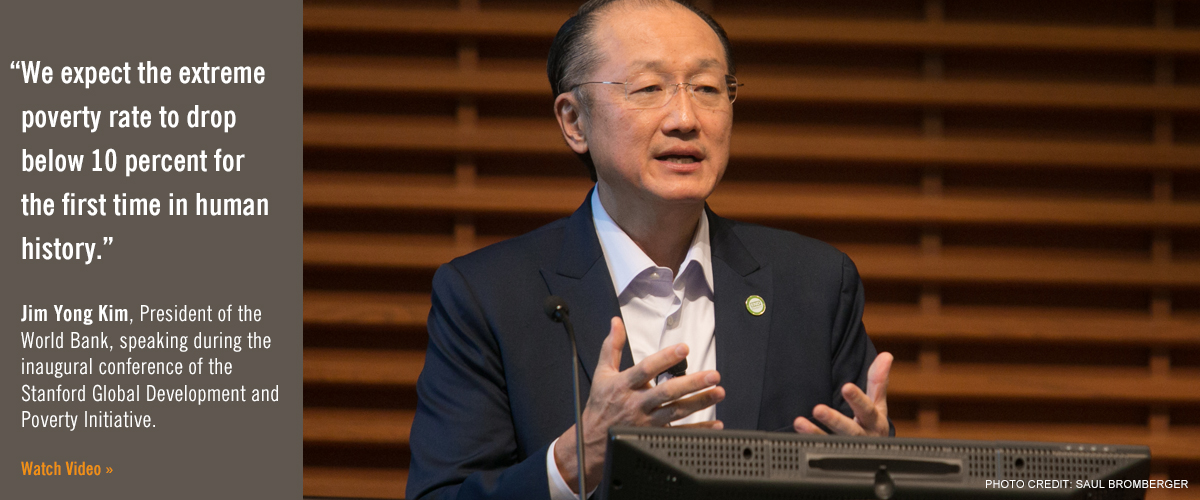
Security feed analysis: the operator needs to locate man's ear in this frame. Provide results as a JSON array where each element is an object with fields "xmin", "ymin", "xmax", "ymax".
[{"xmin": 554, "ymin": 92, "xmax": 589, "ymax": 155}]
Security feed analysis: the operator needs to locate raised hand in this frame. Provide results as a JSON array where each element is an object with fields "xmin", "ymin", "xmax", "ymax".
[
  {"xmin": 793, "ymin": 352, "xmax": 892, "ymax": 437},
  {"xmin": 554, "ymin": 317, "xmax": 725, "ymax": 493}
]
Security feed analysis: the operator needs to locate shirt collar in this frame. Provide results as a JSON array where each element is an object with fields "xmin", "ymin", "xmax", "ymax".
[{"xmin": 591, "ymin": 187, "xmax": 714, "ymax": 297}]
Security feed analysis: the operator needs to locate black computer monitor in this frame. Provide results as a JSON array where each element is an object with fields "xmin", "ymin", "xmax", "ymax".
[{"xmin": 601, "ymin": 427, "xmax": 1151, "ymax": 499}]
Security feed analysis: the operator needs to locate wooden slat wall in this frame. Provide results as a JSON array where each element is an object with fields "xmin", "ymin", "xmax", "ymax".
[{"xmin": 302, "ymin": 0, "xmax": 1200, "ymax": 498}]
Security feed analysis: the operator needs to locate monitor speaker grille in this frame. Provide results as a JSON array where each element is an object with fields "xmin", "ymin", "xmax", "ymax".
[
  {"xmin": 998, "ymin": 448, "xmax": 1117, "ymax": 481},
  {"xmin": 636, "ymin": 434, "xmax": 1135, "ymax": 484},
  {"xmin": 648, "ymin": 434, "xmax": 769, "ymax": 478},
  {"xmin": 621, "ymin": 456, "xmax": 686, "ymax": 500}
]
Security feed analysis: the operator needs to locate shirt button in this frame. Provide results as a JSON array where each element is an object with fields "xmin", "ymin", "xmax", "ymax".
[
  {"xmin": 649, "ymin": 272, "xmax": 659, "ymax": 279},
  {"xmin": 667, "ymin": 316, "xmax": 678, "ymax": 327}
]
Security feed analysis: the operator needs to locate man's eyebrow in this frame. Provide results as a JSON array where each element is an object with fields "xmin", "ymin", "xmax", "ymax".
[{"xmin": 628, "ymin": 58, "xmax": 725, "ymax": 72}]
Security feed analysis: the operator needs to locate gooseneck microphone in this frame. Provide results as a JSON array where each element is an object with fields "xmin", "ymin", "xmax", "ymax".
[{"xmin": 543, "ymin": 295, "xmax": 587, "ymax": 500}]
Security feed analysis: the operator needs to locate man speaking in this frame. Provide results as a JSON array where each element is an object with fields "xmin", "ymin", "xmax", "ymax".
[{"xmin": 406, "ymin": 1, "xmax": 892, "ymax": 498}]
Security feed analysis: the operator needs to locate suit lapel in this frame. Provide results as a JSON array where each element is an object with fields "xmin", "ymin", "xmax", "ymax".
[
  {"xmin": 540, "ymin": 192, "xmax": 634, "ymax": 383},
  {"xmin": 709, "ymin": 209, "xmax": 773, "ymax": 430}
]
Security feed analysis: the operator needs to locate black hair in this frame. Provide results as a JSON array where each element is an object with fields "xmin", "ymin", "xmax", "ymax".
[{"xmin": 546, "ymin": 0, "xmax": 735, "ymax": 181}]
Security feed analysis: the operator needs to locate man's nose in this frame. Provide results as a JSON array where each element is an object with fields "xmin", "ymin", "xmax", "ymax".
[{"xmin": 661, "ymin": 84, "xmax": 700, "ymax": 134}]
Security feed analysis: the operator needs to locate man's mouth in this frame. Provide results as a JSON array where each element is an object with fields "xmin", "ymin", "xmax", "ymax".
[{"xmin": 656, "ymin": 155, "xmax": 700, "ymax": 164}]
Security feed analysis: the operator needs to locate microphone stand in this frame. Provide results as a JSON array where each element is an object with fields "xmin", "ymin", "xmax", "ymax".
[
  {"xmin": 546, "ymin": 297, "xmax": 587, "ymax": 500},
  {"xmin": 563, "ymin": 309, "xmax": 587, "ymax": 500}
]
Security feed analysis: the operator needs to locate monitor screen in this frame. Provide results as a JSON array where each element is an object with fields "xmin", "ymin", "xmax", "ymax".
[{"xmin": 601, "ymin": 427, "xmax": 1152, "ymax": 500}]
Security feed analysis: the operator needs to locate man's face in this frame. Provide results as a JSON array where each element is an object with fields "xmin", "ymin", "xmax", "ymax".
[{"xmin": 576, "ymin": 3, "xmax": 732, "ymax": 206}]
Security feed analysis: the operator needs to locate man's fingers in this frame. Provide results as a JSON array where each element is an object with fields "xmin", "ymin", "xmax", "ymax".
[
  {"xmin": 648, "ymin": 386, "xmax": 725, "ymax": 426},
  {"xmin": 841, "ymin": 383, "xmax": 884, "ymax": 432},
  {"xmin": 641, "ymin": 371, "xmax": 720, "ymax": 410},
  {"xmin": 793, "ymin": 416, "xmax": 827, "ymax": 435},
  {"xmin": 623, "ymin": 342, "xmax": 689, "ymax": 389},
  {"xmin": 867, "ymin": 352, "xmax": 893, "ymax": 408},
  {"xmin": 811, "ymin": 404, "xmax": 865, "ymax": 436},
  {"xmin": 596, "ymin": 317, "xmax": 627, "ymax": 374}
]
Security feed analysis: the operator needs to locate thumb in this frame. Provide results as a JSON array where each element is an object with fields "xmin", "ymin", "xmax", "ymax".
[
  {"xmin": 867, "ymin": 352, "xmax": 892, "ymax": 408},
  {"xmin": 596, "ymin": 316, "xmax": 626, "ymax": 373}
]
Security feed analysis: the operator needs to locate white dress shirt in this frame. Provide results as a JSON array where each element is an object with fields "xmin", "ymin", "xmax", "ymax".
[{"xmin": 547, "ymin": 188, "xmax": 717, "ymax": 499}]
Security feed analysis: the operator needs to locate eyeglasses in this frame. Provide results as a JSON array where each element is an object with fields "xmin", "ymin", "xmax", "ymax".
[{"xmin": 572, "ymin": 72, "xmax": 741, "ymax": 109}]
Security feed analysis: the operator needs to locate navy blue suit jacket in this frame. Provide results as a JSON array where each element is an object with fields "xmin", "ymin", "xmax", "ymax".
[{"xmin": 406, "ymin": 194, "xmax": 880, "ymax": 499}]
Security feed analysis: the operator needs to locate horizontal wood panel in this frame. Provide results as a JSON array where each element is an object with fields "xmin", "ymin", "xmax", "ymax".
[
  {"xmin": 866, "ymin": 305, "xmax": 1200, "ymax": 345},
  {"xmin": 303, "ymin": 6, "xmax": 1200, "ymax": 55},
  {"xmin": 719, "ymin": 17, "xmax": 1200, "ymax": 55},
  {"xmin": 744, "ymin": 75, "xmax": 1200, "ymax": 112},
  {"xmin": 304, "ymin": 466, "xmax": 408, "ymax": 499},
  {"xmin": 305, "ymin": 58, "xmax": 1200, "ymax": 112},
  {"xmin": 891, "ymin": 363, "xmax": 1200, "ymax": 404},
  {"xmin": 302, "ymin": 291, "xmax": 1200, "ymax": 346},
  {"xmin": 304, "ymin": 173, "xmax": 584, "ymax": 217},
  {"xmin": 303, "ymin": 232, "xmax": 480, "ymax": 270},
  {"xmin": 303, "ymin": 233, "xmax": 1200, "ymax": 287},
  {"xmin": 304, "ymin": 348, "xmax": 423, "ymax": 386},
  {"xmin": 304, "ymin": 114, "xmax": 1200, "ymax": 170},
  {"xmin": 305, "ymin": 408, "xmax": 414, "ymax": 445},
  {"xmin": 848, "ymin": 245, "xmax": 1200, "ymax": 287},
  {"xmin": 304, "ymin": 57, "xmax": 543, "ymax": 95},
  {"xmin": 304, "ymin": 172, "xmax": 1200, "ymax": 228},
  {"xmin": 304, "ymin": 290, "xmax": 430, "ymax": 327},
  {"xmin": 304, "ymin": 5, "xmax": 568, "ymax": 37}
]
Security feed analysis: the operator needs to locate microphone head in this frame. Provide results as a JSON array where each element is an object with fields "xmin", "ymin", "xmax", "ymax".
[
  {"xmin": 543, "ymin": 295, "xmax": 569, "ymax": 321},
  {"xmin": 665, "ymin": 358, "xmax": 687, "ymax": 378}
]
